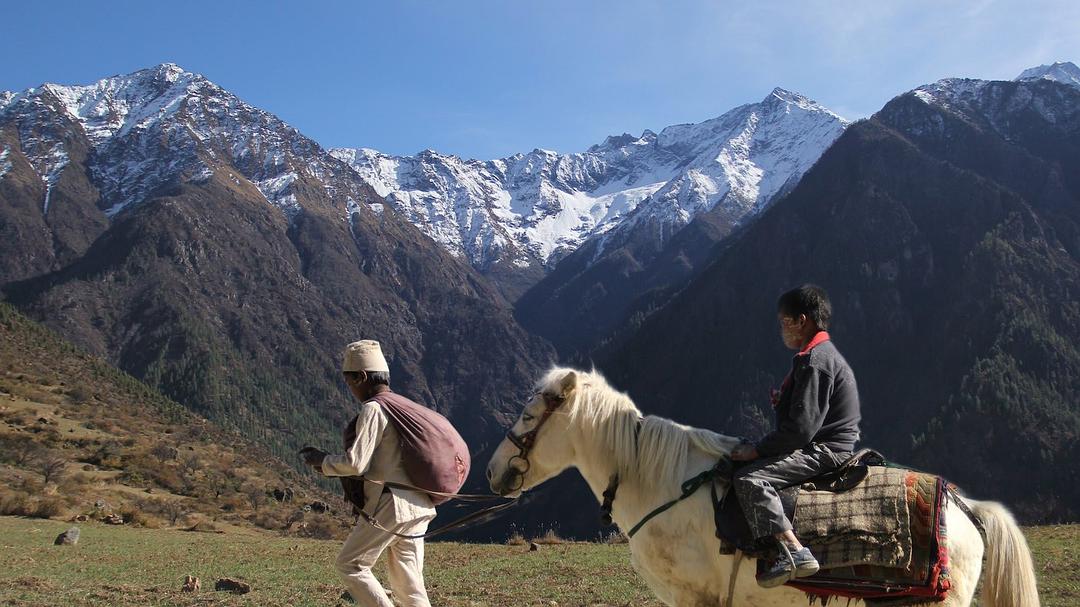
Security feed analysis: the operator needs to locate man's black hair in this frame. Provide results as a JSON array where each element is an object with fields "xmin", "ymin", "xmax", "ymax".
[{"xmin": 777, "ymin": 284, "xmax": 832, "ymax": 331}]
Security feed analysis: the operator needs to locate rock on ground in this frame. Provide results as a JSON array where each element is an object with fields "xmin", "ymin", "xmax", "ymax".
[
  {"xmin": 53, "ymin": 527, "xmax": 79, "ymax": 545},
  {"xmin": 214, "ymin": 578, "xmax": 251, "ymax": 594}
]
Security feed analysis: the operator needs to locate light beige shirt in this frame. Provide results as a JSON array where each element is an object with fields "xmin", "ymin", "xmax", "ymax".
[{"xmin": 322, "ymin": 400, "xmax": 436, "ymax": 521}]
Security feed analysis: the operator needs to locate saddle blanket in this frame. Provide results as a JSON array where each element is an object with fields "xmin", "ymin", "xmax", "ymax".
[
  {"xmin": 795, "ymin": 465, "xmax": 910, "ymax": 570},
  {"xmin": 785, "ymin": 470, "xmax": 952, "ymax": 606}
]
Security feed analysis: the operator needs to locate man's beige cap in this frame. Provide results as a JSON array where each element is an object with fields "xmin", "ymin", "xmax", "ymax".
[{"xmin": 342, "ymin": 340, "xmax": 390, "ymax": 373}]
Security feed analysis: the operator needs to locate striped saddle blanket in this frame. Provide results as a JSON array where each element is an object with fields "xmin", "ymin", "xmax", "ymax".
[{"xmin": 782, "ymin": 467, "xmax": 952, "ymax": 605}]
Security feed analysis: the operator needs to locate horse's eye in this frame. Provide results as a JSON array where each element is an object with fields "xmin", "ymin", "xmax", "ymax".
[{"xmin": 522, "ymin": 413, "xmax": 535, "ymax": 422}]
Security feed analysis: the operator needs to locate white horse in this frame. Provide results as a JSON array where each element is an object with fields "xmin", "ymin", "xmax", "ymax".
[{"xmin": 486, "ymin": 367, "xmax": 1040, "ymax": 607}]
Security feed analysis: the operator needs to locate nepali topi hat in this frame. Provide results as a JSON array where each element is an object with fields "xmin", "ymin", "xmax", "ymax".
[{"xmin": 342, "ymin": 340, "xmax": 390, "ymax": 373}]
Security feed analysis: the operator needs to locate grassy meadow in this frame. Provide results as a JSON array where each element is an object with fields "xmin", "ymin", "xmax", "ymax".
[
  {"xmin": 0, "ymin": 516, "xmax": 1076, "ymax": 606},
  {"xmin": 0, "ymin": 516, "xmax": 660, "ymax": 606}
]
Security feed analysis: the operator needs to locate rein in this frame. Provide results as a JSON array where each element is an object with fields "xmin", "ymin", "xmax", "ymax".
[
  {"xmin": 359, "ymin": 494, "xmax": 521, "ymax": 539},
  {"xmin": 353, "ymin": 478, "xmax": 520, "ymax": 539},
  {"xmin": 627, "ymin": 462, "xmax": 724, "ymax": 538}
]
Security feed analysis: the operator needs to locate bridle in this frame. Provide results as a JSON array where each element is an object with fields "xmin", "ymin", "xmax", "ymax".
[{"xmin": 503, "ymin": 392, "xmax": 566, "ymax": 492}]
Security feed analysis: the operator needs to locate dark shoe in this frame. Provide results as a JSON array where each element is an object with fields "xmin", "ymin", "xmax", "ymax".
[
  {"xmin": 791, "ymin": 546, "xmax": 820, "ymax": 578},
  {"xmin": 756, "ymin": 545, "xmax": 796, "ymax": 588}
]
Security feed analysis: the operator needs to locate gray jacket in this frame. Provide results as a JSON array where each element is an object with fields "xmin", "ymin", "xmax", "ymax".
[{"xmin": 756, "ymin": 340, "xmax": 861, "ymax": 457}]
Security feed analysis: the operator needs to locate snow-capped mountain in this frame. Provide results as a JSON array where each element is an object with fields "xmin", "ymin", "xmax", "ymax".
[
  {"xmin": 0, "ymin": 63, "xmax": 368, "ymax": 224},
  {"xmin": 904, "ymin": 61, "xmax": 1080, "ymax": 141},
  {"xmin": 332, "ymin": 88, "xmax": 848, "ymax": 273},
  {"xmin": 0, "ymin": 63, "xmax": 555, "ymax": 465},
  {"xmin": 1016, "ymin": 61, "xmax": 1080, "ymax": 89}
]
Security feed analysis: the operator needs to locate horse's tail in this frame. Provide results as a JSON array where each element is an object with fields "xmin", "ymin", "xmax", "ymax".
[{"xmin": 966, "ymin": 498, "xmax": 1040, "ymax": 607}]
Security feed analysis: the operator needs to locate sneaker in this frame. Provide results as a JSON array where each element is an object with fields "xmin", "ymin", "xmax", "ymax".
[
  {"xmin": 791, "ymin": 546, "xmax": 820, "ymax": 578},
  {"xmin": 756, "ymin": 545, "xmax": 796, "ymax": 588}
]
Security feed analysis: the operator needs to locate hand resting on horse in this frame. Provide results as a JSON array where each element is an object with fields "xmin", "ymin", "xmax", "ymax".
[{"xmin": 730, "ymin": 443, "xmax": 759, "ymax": 461}]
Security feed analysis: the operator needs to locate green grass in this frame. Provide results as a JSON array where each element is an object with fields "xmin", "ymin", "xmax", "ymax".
[
  {"xmin": 0, "ymin": 517, "xmax": 661, "ymax": 606},
  {"xmin": 0, "ymin": 516, "xmax": 1075, "ymax": 606},
  {"xmin": 1025, "ymin": 524, "xmax": 1080, "ymax": 607}
]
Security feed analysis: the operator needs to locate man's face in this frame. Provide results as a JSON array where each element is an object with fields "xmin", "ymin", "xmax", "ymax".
[
  {"xmin": 778, "ymin": 312, "xmax": 809, "ymax": 350},
  {"xmin": 343, "ymin": 371, "xmax": 366, "ymax": 400}
]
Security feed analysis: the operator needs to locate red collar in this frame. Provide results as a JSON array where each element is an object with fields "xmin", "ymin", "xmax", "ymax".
[
  {"xmin": 798, "ymin": 331, "xmax": 830, "ymax": 356},
  {"xmin": 772, "ymin": 331, "xmax": 830, "ymax": 407}
]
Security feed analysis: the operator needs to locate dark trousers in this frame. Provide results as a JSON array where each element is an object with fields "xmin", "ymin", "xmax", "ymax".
[{"xmin": 734, "ymin": 443, "xmax": 850, "ymax": 540}]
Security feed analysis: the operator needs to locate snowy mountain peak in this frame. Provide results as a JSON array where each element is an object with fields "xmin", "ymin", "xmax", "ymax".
[
  {"xmin": 765, "ymin": 87, "xmax": 844, "ymax": 118},
  {"xmin": 0, "ymin": 64, "xmax": 350, "ymax": 221},
  {"xmin": 1015, "ymin": 61, "xmax": 1080, "ymax": 89},
  {"xmin": 334, "ymin": 87, "xmax": 848, "ymax": 271}
]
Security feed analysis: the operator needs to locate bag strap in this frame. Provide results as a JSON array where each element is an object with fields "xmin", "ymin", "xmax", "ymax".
[{"xmin": 356, "ymin": 476, "xmax": 510, "ymax": 503}]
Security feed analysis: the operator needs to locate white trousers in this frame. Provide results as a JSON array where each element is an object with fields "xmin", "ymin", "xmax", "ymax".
[{"xmin": 336, "ymin": 492, "xmax": 435, "ymax": 607}]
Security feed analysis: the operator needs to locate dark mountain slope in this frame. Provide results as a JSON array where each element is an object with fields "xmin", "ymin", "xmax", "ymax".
[{"xmin": 600, "ymin": 78, "xmax": 1080, "ymax": 522}]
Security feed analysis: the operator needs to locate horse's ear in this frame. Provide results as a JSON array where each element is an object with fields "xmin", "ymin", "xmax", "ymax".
[{"xmin": 559, "ymin": 371, "xmax": 578, "ymax": 398}]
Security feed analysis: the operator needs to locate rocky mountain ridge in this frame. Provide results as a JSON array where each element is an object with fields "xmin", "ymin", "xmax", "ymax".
[{"xmin": 332, "ymin": 88, "xmax": 847, "ymax": 297}]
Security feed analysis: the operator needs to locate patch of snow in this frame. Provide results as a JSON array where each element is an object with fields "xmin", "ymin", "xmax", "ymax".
[
  {"xmin": 254, "ymin": 171, "xmax": 300, "ymax": 217},
  {"xmin": 191, "ymin": 164, "xmax": 214, "ymax": 182},
  {"xmin": 913, "ymin": 90, "xmax": 935, "ymax": 104},
  {"xmin": 0, "ymin": 146, "xmax": 11, "ymax": 180},
  {"xmin": 41, "ymin": 144, "xmax": 69, "ymax": 215}
]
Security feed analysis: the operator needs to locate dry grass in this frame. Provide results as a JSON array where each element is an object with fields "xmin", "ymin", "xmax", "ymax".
[
  {"xmin": 1, "ymin": 516, "xmax": 1074, "ymax": 606},
  {"xmin": 0, "ymin": 516, "xmax": 665, "ymax": 606},
  {"xmin": 0, "ymin": 365, "xmax": 346, "ymax": 537},
  {"xmin": 531, "ymin": 527, "xmax": 570, "ymax": 545}
]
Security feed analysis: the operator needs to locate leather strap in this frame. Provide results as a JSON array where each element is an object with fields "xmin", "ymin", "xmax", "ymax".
[{"xmin": 724, "ymin": 550, "xmax": 743, "ymax": 606}]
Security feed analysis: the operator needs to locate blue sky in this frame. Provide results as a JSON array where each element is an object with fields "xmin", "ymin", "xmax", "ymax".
[{"xmin": 3, "ymin": 0, "xmax": 1078, "ymax": 159}]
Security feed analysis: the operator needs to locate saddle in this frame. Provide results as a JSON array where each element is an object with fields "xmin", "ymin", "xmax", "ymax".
[{"xmin": 713, "ymin": 448, "xmax": 886, "ymax": 554}]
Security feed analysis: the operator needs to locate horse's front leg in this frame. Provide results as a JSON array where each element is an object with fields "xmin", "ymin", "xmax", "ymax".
[{"xmin": 629, "ymin": 548, "xmax": 678, "ymax": 606}]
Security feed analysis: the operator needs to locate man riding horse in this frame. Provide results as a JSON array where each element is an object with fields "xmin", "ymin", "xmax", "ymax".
[{"xmin": 730, "ymin": 284, "xmax": 862, "ymax": 587}]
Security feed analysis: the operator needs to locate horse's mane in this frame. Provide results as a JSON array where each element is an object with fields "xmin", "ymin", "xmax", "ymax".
[{"xmin": 536, "ymin": 367, "xmax": 737, "ymax": 497}]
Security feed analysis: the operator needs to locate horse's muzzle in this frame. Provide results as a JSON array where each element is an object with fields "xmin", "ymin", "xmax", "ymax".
[{"xmin": 490, "ymin": 469, "xmax": 524, "ymax": 496}]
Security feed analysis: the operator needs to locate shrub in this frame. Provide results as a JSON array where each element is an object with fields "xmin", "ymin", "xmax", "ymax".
[
  {"xmin": 149, "ymin": 443, "xmax": 178, "ymax": 463},
  {"xmin": 505, "ymin": 531, "xmax": 526, "ymax": 546},
  {"xmin": 0, "ymin": 490, "xmax": 30, "ymax": 516},
  {"xmin": 301, "ymin": 513, "xmax": 346, "ymax": 540},
  {"xmin": 59, "ymin": 471, "xmax": 93, "ymax": 491},
  {"xmin": 532, "ymin": 528, "xmax": 568, "ymax": 545},
  {"xmin": 31, "ymin": 497, "xmax": 67, "ymax": 519},
  {"xmin": 88, "ymin": 441, "xmax": 124, "ymax": 469},
  {"xmin": 36, "ymin": 456, "xmax": 67, "ymax": 485},
  {"xmin": 184, "ymin": 516, "xmax": 222, "ymax": 534},
  {"xmin": 119, "ymin": 504, "xmax": 161, "ymax": 529},
  {"xmin": 0, "ymin": 434, "xmax": 43, "ymax": 466},
  {"xmin": 67, "ymin": 386, "xmax": 93, "ymax": 404},
  {"xmin": 119, "ymin": 470, "xmax": 146, "ymax": 487},
  {"xmin": 17, "ymin": 476, "xmax": 44, "ymax": 495},
  {"xmin": 249, "ymin": 508, "xmax": 290, "ymax": 531},
  {"xmin": 240, "ymin": 481, "xmax": 265, "ymax": 512}
]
